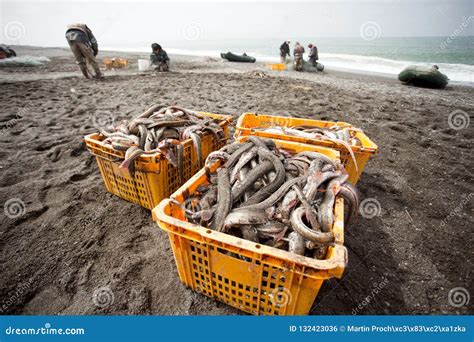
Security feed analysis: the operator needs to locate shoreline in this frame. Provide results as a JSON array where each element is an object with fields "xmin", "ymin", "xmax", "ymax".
[{"xmin": 3, "ymin": 45, "xmax": 473, "ymax": 88}]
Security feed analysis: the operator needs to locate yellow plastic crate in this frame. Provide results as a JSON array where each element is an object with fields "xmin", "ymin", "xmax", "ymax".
[
  {"xmin": 152, "ymin": 137, "xmax": 347, "ymax": 315},
  {"xmin": 266, "ymin": 63, "xmax": 286, "ymax": 71},
  {"xmin": 235, "ymin": 113, "xmax": 378, "ymax": 184},
  {"xmin": 84, "ymin": 112, "xmax": 232, "ymax": 210}
]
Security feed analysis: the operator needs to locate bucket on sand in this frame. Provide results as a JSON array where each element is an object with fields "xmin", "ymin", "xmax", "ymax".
[{"xmin": 138, "ymin": 59, "xmax": 150, "ymax": 71}]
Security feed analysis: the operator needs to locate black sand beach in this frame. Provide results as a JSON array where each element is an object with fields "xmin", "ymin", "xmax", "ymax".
[{"xmin": 0, "ymin": 46, "xmax": 472, "ymax": 315}]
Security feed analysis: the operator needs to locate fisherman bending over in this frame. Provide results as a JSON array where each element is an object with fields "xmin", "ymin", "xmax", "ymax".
[
  {"xmin": 65, "ymin": 23, "xmax": 102, "ymax": 79},
  {"xmin": 150, "ymin": 43, "xmax": 170, "ymax": 72},
  {"xmin": 308, "ymin": 43, "xmax": 319, "ymax": 67}
]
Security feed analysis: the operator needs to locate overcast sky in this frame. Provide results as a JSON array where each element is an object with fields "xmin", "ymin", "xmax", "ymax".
[{"xmin": 1, "ymin": 0, "xmax": 473, "ymax": 48}]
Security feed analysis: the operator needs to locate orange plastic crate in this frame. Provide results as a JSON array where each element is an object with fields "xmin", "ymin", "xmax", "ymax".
[
  {"xmin": 152, "ymin": 137, "xmax": 347, "ymax": 315},
  {"xmin": 266, "ymin": 63, "xmax": 286, "ymax": 71},
  {"xmin": 235, "ymin": 113, "xmax": 378, "ymax": 184},
  {"xmin": 103, "ymin": 58, "xmax": 129, "ymax": 69},
  {"xmin": 85, "ymin": 112, "xmax": 232, "ymax": 210}
]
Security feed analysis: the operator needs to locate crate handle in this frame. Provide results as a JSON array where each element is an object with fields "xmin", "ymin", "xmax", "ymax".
[
  {"xmin": 88, "ymin": 150, "xmax": 123, "ymax": 163},
  {"xmin": 89, "ymin": 150, "xmax": 162, "ymax": 174},
  {"xmin": 216, "ymin": 247, "xmax": 253, "ymax": 263}
]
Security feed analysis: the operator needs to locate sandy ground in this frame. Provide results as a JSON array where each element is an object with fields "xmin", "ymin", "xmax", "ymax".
[{"xmin": 0, "ymin": 46, "xmax": 472, "ymax": 315}]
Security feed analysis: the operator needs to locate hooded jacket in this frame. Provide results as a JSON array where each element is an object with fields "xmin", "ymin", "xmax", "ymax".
[
  {"xmin": 150, "ymin": 49, "xmax": 170, "ymax": 64},
  {"xmin": 65, "ymin": 24, "xmax": 98, "ymax": 55},
  {"xmin": 308, "ymin": 46, "xmax": 319, "ymax": 60},
  {"xmin": 293, "ymin": 43, "xmax": 305, "ymax": 55}
]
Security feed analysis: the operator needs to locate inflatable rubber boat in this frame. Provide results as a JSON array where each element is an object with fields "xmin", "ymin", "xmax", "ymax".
[
  {"xmin": 398, "ymin": 65, "xmax": 449, "ymax": 89},
  {"xmin": 220, "ymin": 52, "xmax": 256, "ymax": 63}
]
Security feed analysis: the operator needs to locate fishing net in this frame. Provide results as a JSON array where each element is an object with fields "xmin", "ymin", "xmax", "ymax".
[{"xmin": 0, "ymin": 56, "xmax": 50, "ymax": 67}]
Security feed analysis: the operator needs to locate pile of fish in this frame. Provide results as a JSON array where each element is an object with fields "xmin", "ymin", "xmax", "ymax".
[
  {"xmin": 257, "ymin": 125, "xmax": 362, "ymax": 173},
  {"xmin": 176, "ymin": 136, "xmax": 360, "ymax": 259},
  {"xmin": 99, "ymin": 104, "xmax": 226, "ymax": 176}
]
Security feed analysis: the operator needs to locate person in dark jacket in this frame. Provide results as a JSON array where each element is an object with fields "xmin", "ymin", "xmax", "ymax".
[
  {"xmin": 65, "ymin": 23, "xmax": 102, "ymax": 79},
  {"xmin": 150, "ymin": 43, "xmax": 170, "ymax": 71},
  {"xmin": 308, "ymin": 43, "xmax": 319, "ymax": 67},
  {"xmin": 279, "ymin": 40, "xmax": 290, "ymax": 63}
]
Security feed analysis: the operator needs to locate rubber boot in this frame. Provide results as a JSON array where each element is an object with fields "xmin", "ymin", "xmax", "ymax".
[
  {"xmin": 92, "ymin": 63, "xmax": 103, "ymax": 79},
  {"xmin": 79, "ymin": 64, "xmax": 90, "ymax": 79},
  {"xmin": 93, "ymin": 68, "xmax": 104, "ymax": 79}
]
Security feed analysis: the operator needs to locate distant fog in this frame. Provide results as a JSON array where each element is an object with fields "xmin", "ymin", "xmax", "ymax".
[{"xmin": 1, "ymin": 0, "xmax": 473, "ymax": 48}]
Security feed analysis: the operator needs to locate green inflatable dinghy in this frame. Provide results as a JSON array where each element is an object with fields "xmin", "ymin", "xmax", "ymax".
[
  {"xmin": 398, "ymin": 65, "xmax": 449, "ymax": 89},
  {"xmin": 220, "ymin": 52, "xmax": 256, "ymax": 63}
]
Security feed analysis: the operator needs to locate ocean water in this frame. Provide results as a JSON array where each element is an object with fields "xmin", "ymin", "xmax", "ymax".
[{"xmin": 107, "ymin": 36, "xmax": 474, "ymax": 83}]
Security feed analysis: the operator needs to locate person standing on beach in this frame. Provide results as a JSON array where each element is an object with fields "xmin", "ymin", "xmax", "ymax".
[
  {"xmin": 150, "ymin": 43, "xmax": 170, "ymax": 72},
  {"xmin": 279, "ymin": 41, "xmax": 291, "ymax": 63},
  {"xmin": 65, "ymin": 23, "xmax": 102, "ymax": 79},
  {"xmin": 293, "ymin": 42, "xmax": 305, "ymax": 71},
  {"xmin": 308, "ymin": 43, "xmax": 319, "ymax": 67}
]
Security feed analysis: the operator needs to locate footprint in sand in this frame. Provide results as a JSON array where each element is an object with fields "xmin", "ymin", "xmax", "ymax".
[
  {"xmin": 70, "ymin": 144, "xmax": 86, "ymax": 157},
  {"xmin": 47, "ymin": 147, "xmax": 61, "ymax": 162},
  {"xmin": 77, "ymin": 261, "xmax": 94, "ymax": 286},
  {"xmin": 69, "ymin": 171, "xmax": 92, "ymax": 182},
  {"xmin": 388, "ymin": 124, "xmax": 406, "ymax": 133}
]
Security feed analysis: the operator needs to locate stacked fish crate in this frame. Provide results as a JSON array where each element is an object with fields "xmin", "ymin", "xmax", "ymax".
[
  {"xmin": 235, "ymin": 113, "xmax": 378, "ymax": 184},
  {"xmin": 153, "ymin": 112, "xmax": 378, "ymax": 315},
  {"xmin": 85, "ymin": 105, "xmax": 233, "ymax": 210}
]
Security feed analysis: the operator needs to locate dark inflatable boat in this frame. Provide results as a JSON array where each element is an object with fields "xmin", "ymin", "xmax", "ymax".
[
  {"xmin": 398, "ymin": 65, "xmax": 449, "ymax": 89},
  {"xmin": 220, "ymin": 52, "xmax": 256, "ymax": 63}
]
